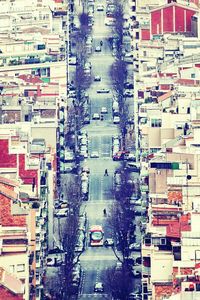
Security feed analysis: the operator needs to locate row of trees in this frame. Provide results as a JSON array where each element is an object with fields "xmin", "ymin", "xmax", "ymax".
[
  {"xmin": 107, "ymin": 2, "xmax": 138, "ymax": 299},
  {"xmin": 67, "ymin": 12, "xmax": 92, "ymax": 154},
  {"xmin": 110, "ymin": 0, "xmax": 129, "ymax": 150}
]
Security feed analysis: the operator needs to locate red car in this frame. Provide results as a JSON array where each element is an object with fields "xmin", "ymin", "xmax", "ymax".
[{"xmin": 113, "ymin": 150, "xmax": 130, "ymax": 161}]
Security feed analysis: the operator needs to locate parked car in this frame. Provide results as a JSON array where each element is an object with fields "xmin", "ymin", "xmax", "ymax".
[
  {"xmin": 113, "ymin": 116, "xmax": 120, "ymax": 124},
  {"xmin": 83, "ymin": 116, "xmax": 90, "ymax": 124},
  {"xmin": 101, "ymin": 106, "xmax": 108, "ymax": 113},
  {"xmin": 46, "ymin": 257, "xmax": 63, "ymax": 267},
  {"xmin": 124, "ymin": 82, "xmax": 133, "ymax": 89},
  {"xmin": 104, "ymin": 238, "xmax": 114, "ymax": 247},
  {"xmin": 55, "ymin": 208, "xmax": 69, "ymax": 217},
  {"xmin": 124, "ymin": 91, "xmax": 133, "ymax": 97},
  {"xmin": 126, "ymin": 162, "xmax": 140, "ymax": 172},
  {"xmin": 129, "ymin": 243, "xmax": 141, "ymax": 251},
  {"xmin": 92, "ymin": 113, "xmax": 100, "ymax": 120},
  {"xmin": 69, "ymin": 56, "xmax": 77, "ymax": 65},
  {"xmin": 113, "ymin": 151, "xmax": 130, "ymax": 161}
]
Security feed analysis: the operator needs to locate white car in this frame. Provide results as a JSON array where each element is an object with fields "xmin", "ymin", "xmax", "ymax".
[
  {"xmin": 95, "ymin": 46, "xmax": 101, "ymax": 52},
  {"xmin": 94, "ymin": 75, "xmax": 101, "ymax": 81},
  {"xmin": 97, "ymin": 4, "xmax": 104, "ymax": 11},
  {"xmin": 97, "ymin": 88, "xmax": 110, "ymax": 93},
  {"xmin": 113, "ymin": 116, "xmax": 120, "ymax": 124},
  {"xmin": 80, "ymin": 149, "xmax": 88, "ymax": 158},
  {"xmin": 105, "ymin": 18, "xmax": 116, "ymax": 26},
  {"xmin": 92, "ymin": 113, "xmax": 100, "ymax": 120},
  {"xmin": 69, "ymin": 57, "xmax": 77, "ymax": 65},
  {"xmin": 56, "ymin": 208, "xmax": 69, "ymax": 217},
  {"xmin": 80, "ymin": 137, "xmax": 88, "ymax": 145},
  {"xmin": 101, "ymin": 107, "xmax": 108, "ymax": 114},
  {"xmin": 94, "ymin": 282, "xmax": 104, "ymax": 292},
  {"xmin": 90, "ymin": 151, "xmax": 99, "ymax": 158}
]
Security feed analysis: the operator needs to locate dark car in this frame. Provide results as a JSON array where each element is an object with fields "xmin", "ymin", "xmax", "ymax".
[{"xmin": 124, "ymin": 82, "xmax": 133, "ymax": 89}]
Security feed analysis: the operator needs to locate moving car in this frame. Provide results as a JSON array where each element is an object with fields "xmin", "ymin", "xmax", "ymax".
[
  {"xmin": 92, "ymin": 113, "xmax": 100, "ymax": 120},
  {"xmin": 97, "ymin": 4, "xmax": 104, "ymax": 11},
  {"xmin": 94, "ymin": 282, "xmax": 104, "ymax": 293},
  {"xmin": 97, "ymin": 88, "xmax": 110, "ymax": 93},
  {"xmin": 101, "ymin": 106, "xmax": 108, "ymax": 114},
  {"xmin": 90, "ymin": 151, "xmax": 99, "ymax": 158},
  {"xmin": 94, "ymin": 75, "xmax": 101, "ymax": 81},
  {"xmin": 95, "ymin": 46, "xmax": 101, "ymax": 52},
  {"xmin": 113, "ymin": 116, "xmax": 120, "ymax": 124}
]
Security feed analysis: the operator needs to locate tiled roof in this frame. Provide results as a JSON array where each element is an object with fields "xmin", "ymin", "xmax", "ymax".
[
  {"xmin": 158, "ymin": 91, "xmax": 172, "ymax": 102},
  {"xmin": 175, "ymin": 79, "xmax": 200, "ymax": 86},
  {"xmin": 0, "ymin": 267, "xmax": 24, "ymax": 295},
  {"xmin": 0, "ymin": 176, "xmax": 19, "ymax": 187},
  {"xmin": 0, "ymin": 185, "xmax": 26, "ymax": 227},
  {"xmin": 0, "ymin": 139, "xmax": 17, "ymax": 168}
]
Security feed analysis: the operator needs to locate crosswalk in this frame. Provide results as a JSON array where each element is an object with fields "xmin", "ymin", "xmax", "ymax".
[{"xmin": 78, "ymin": 294, "xmax": 110, "ymax": 299}]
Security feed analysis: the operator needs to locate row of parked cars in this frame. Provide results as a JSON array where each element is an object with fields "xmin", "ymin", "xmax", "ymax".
[
  {"xmin": 75, "ymin": 211, "xmax": 87, "ymax": 253},
  {"xmin": 81, "ymin": 166, "xmax": 90, "ymax": 201}
]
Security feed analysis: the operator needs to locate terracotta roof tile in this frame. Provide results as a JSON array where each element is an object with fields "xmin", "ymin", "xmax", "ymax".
[
  {"xmin": 158, "ymin": 91, "xmax": 172, "ymax": 102},
  {"xmin": 0, "ymin": 176, "xmax": 19, "ymax": 187},
  {"xmin": 0, "ymin": 267, "xmax": 24, "ymax": 295}
]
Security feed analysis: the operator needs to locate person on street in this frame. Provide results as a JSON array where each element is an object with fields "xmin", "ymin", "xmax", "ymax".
[
  {"xmin": 100, "ymin": 40, "xmax": 103, "ymax": 46},
  {"xmin": 103, "ymin": 208, "xmax": 107, "ymax": 216},
  {"xmin": 104, "ymin": 169, "xmax": 108, "ymax": 176}
]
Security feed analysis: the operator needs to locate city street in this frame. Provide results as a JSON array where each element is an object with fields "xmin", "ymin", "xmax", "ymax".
[{"xmin": 78, "ymin": 3, "xmax": 119, "ymax": 298}]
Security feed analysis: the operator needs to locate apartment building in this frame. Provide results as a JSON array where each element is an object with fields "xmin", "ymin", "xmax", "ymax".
[{"xmin": 133, "ymin": 0, "xmax": 200, "ymax": 299}]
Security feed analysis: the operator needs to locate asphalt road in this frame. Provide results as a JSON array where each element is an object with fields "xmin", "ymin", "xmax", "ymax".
[{"xmin": 46, "ymin": 0, "xmax": 139, "ymax": 298}]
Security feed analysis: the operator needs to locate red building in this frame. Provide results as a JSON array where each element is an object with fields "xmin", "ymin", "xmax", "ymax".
[{"xmin": 151, "ymin": 2, "xmax": 198, "ymax": 35}]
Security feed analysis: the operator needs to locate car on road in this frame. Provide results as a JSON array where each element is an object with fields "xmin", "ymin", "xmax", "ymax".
[
  {"xmin": 124, "ymin": 91, "xmax": 133, "ymax": 97},
  {"xmin": 55, "ymin": 208, "xmax": 69, "ymax": 217},
  {"xmin": 113, "ymin": 116, "xmax": 120, "ymax": 124},
  {"xmin": 129, "ymin": 242, "xmax": 141, "ymax": 251},
  {"xmin": 97, "ymin": 88, "xmax": 110, "ymax": 93},
  {"xmin": 46, "ymin": 257, "xmax": 63, "ymax": 267},
  {"xmin": 105, "ymin": 18, "xmax": 116, "ymax": 26},
  {"xmin": 92, "ymin": 113, "xmax": 100, "ymax": 120},
  {"xmin": 95, "ymin": 46, "xmax": 101, "ymax": 52},
  {"xmin": 126, "ymin": 162, "xmax": 140, "ymax": 172},
  {"xmin": 83, "ymin": 116, "xmax": 90, "ymax": 124},
  {"xmin": 90, "ymin": 151, "xmax": 99, "ymax": 158},
  {"xmin": 113, "ymin": 150, "xmax": 130, "ymax": 161},
  {"xmin": 69, "ymin": 56, "xmax": 77, "ymax": 65},
  {"xmin": 94, "ymin": 282, "xmax": 104, "ymax": 293},
  {"xmin": 128, "ymin": 292, "xmax": 142, "ymax": 300},
  {"xmin": 104, "ymin": 238, "xmax": 114, "ymax": 247},
  {"xmin": 124, "ymin": 82, "xmax": 133, "ymax": 89},
  {"xmin": 101, "ymin": 106, "xmax": 108, "ymax": 114},
  {"xmin": 94, "ymin": 75, "xmax": 101, "ymax": 81},
  {"xmin": 97, "ymin": 4, "xmax": 104, "ymax": 11},
  {"xmin": 64, "ymin": 150, "xmax": 74, "ymax": 162},
  {"xmin": 126, "ymin": 153, "xmax": 136, "ymax": 161},
  {"xmin": 80, "ymin": 149, "xmax": 88, "ymax": 158}
]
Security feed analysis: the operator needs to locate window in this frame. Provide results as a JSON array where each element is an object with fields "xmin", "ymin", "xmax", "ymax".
[
  {"xmin": 191, "ymin": 73, "xmax": 195, "ymax": 78},
  {"xmin": 151, "ymin": 118, "xmax": 161, "ymax": 127},
  {"xmin": 9, "ymin": 265, "xmax": 15, "ymax": 273},
  {"xmin": 16, "ymin": 264, "xmax": 25, "ymax": 272}
]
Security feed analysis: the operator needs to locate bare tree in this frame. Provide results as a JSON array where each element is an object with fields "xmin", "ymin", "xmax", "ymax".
[
  {"xmin": 104, "ymin": 267, "xmax": 132, "ymax": 300},
  {"xmin": 108, "ymin": 168, "xmax": 135, "ymax": 261},
  {"xmin": 59, "ymin": 177, "xmax": 82, "ymax": 299},
  {"xmin": 110, "ymin": 60, "xmax": 128, "ymax": 149},
  {"xmin": 112, "ymin": 0, "xmax": 126, "ymax": 59}
]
